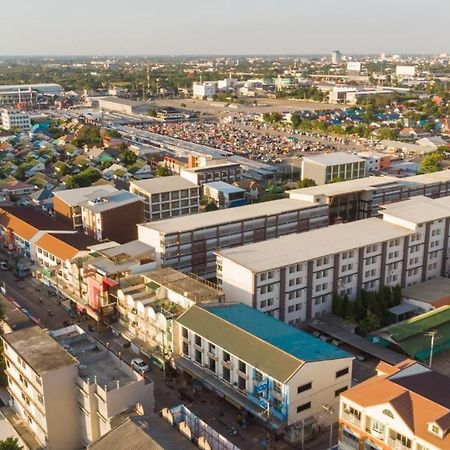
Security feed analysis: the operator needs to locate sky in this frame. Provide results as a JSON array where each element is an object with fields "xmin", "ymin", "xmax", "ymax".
[{"xmin": 0, "ymin": 0, "xmax": 449, "ymax": 56}]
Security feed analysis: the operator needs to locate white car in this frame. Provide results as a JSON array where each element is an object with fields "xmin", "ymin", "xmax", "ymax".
[{"xmin": 131, "ymin": 358, "xmax": 150, "ymax": 373}]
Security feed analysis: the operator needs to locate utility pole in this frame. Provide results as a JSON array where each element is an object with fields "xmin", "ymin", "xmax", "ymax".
[{"xmin": 322, "ymin": 404, "xmax": 334, "ymax": 450}]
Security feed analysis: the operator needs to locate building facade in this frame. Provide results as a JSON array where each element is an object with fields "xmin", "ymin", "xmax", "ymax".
[
  {"xmin": 301, "ymin": 153, "xmax": 366, "ymax": 185},
  {"xmin": 1, "ymin": 109, "xmax": 31, "ymax": 131},
  {"xmin": 138, "ymin": 198, "xmax": 329, "ymax": 279},
  {"xmin": 339, "ymin": 360, "xmax": 450, "ymax": 450},
  {"xmin": 129, "ymin": 176, "xmax": 200, "ymax": 221},
  {"xmin": 174, "ymin": 304, "xmax": 353, "ymax": 434},
  {"xmin": 217, "ymin": 196, "xmax": 450, "ymax": 324}
]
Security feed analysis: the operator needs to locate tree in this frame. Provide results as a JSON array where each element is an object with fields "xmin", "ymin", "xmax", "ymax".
[
  {"xmin": 204, "ymin": 201, "xmax": 218, "ymax": 212},
  {"xmin": 297, "ymin": 178, "xmax": 317, "ymax": 188},
  {"xmin": 119, "ymin": 149, "xmax": 137, "ymax": 166},
  {"xmin": 418, "ymin": 152, "xmax": 442, "ymax": 174},
  {"xmin": 155, "ymin": 166, "xmax": 171, "ymax": 177},
  {"xmin": 104, "ymin": 129, "xmax": 121, "ymax": 138},
  {"xmin": 147, "ymin": 108, "xmax": 157, "ymax": 117},
  {"xmin": 0, "ymin": 438, "xmax": 23, "ymax": 450}
]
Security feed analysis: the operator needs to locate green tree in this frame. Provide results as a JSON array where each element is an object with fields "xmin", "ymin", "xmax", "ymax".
[
  {"xmin": 358, "ymin": 312, "xmax": 381, "ymax": 336},
  {"xmin": 0, "ymin": 437, "xmax": 23, "ymax": 450},
  {"xmin": 147, "ymin": 108, "xmax": 157, "ymax": 117},
  {"xmin": 119, "ymin": 149, "xmax": 137, "ymax": 166},
  {"xmin": 204, "ymin": 201, "xmax": 218, "ymax": 212},
  {"xmin": 418, "ymin": 152, "xmax": 442, "ymax": 174},
  {"xmin": 297, "ymin": 178, "xmax": 317, "ymax": 188},
  {"xmin": 155, "ymin": 166, "xmax": 171, "ymax": 177},
  {"xmin": 332, "ymin": 294, "xmax": 344, "ymax": 316},
  {"xmin": 105, "ymin": 129, "xmax": 121, "ymax": 138}
]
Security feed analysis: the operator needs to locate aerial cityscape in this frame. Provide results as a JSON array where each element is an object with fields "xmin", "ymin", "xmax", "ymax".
[{"xmin": 0, "ymin": 1, "xmax": 449, "ymax": 450}]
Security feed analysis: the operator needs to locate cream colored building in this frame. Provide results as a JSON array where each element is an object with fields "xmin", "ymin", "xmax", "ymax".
[
  {"xmin": 339, "ymin": 360, "xmax": 450, "ymax": 450},
  {"xmin": 3, "ymin": 327, "xmax": 81, "ymax": 450},
  {"xmin": 129, "ymin": 176, "xmax": 200, "ymax": 221},
  {"xmin": 217, "ymin": 196, "xmax": 450, "ymax": 324},
  {"xmin": 174, "ymin": 303, "xmax": 353, "ymax": 439},
  {"xmin": 115, "ymin": 267, "xmax": 223, "ymax": 361}
]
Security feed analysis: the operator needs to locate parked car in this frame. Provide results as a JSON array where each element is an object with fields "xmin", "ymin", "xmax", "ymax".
[
  {"xmin": 356, "ymin": 352, "xmax": 368, "ymax": 361},
  {"xmin": 131, "ymin": 358, "xmax": 150, "ymax": 373},
  {"xmin": 0, "ymin": 261, "xmax": 10, "ymax": 271}
]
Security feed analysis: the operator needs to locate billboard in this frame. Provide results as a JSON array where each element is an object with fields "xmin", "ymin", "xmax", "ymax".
[
  {"xmin": 347, "ymin": 62, "xmax": 362, "ymax": 73},
  {"xmin": 396, "ymin": 65, "xmax": 416, "ymax": 77}
]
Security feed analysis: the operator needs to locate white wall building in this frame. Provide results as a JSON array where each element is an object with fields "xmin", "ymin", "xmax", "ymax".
[
  {"xmin": 129, "ymin": 176, "xmax": 200, "ymax": 221},
  {"xmin": 217, "ymin": 196, "xmax": 450, "ymax": 324},
  {"xmin": 174, "ymin": 303, "xmax": 353, "ymax": 434},
  {"xmin": 192, "ymin": 82, "xmax": 216, "ymax": 99},
  {"xmin": 138, "ymin": 198, "xmax": 329, "ymax": 279},
  {"xmin": 1, "ymin": 109, "xmax": 31, "ymax": 131}
]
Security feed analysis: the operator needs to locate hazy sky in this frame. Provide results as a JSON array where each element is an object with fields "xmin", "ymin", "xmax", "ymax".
[{"xmin": 1, "ymin": 0, "xmax": 449, "ymax": 56}]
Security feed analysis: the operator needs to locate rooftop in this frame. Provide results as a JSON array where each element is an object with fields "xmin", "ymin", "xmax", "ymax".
[
  {"xmin": 302, "ymin": 152, "xmax": 364, "ymax": 166},
  {"xmin": 218, "ymin": 217, "xmax": 412, "ymax": 273},
  {"xmin": 53, "ymin": 185, "xmax": 118, "ymax": 206},
  {"xmin": 342, "ymin": 362, "xmax": 450, "ymax": 448},
  {"xmin": 146, "ymin": 267, "xmax": 222, "ymax": 303},
  {"xmin": 381, "ymin": 196, "xmax": 450, "ymax": 226},
  {"xmin": 139, "ymin": 198, "xmax": 322, "ymax": 234},
  {"xmin": 402, "ymin": 277, "xmax": 450, "ymax": 307},
  {"xmin": 35, "ymin": 232, "xmax": 98, "ymax": 261},
  {"xmin": 0, "ymin": 206, "xmax": 72, "ymax": 240},
  {"xmin": 204, "ymin": 181, "xmax": 245, "ymax": 194},
  {"xmin": 80, "ymin": 190, "xmax": 141, "ymax": 213},
  {"xmin": 87, "ymin": 415, "xmax": 197, "ymax": 450},
  {"xmin": 97, "ymin": 96, "xmax": 148, "ymax": 107},
  {"xmin": 177, "ymin": 304, "xmax": 350, "ymax": 383},
  {"xmin": 3, "ymin": 326, "xmax": 77, "ymax": 374},
  {"xmin": 130, "ymin": 176, "xmax": 199, "ymax": 194}
]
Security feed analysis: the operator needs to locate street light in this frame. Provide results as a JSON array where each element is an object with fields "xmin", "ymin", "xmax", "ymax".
[
  {"xmin": 322, "ymin": 404, "xmax": 334, "ymax": 450},
  {"xmin": 426, "ymin": 330, "xmax": 438, "ymax": 368}
]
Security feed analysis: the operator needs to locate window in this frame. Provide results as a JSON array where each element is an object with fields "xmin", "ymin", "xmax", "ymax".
[
  {"xmin": 336, "ymin": 367, "xmax": 349, "ymax": 378},
  {"xmin": 208, "ymin": 343, "xmax": 216, "ymax": 354},
  {"xmin": 430, "ymin": 424, "xmax": 440, "ymax": 435},
  {"xmin": 273, "ymin": 381, "xmax": 282, "ymax": 394},
  {"xmin": 297, "ymin": 402, "xmax": 311, "ymax": 413},
  {"xmin": 223, "ymin": 351, "xmax": 231, "ymax": 363},
  {"xmin": 254, "ymin": 370, "xmax": 263, "ymax": 381},
  {"xmin": 335, "ymin": 386, "xmax": 347, "ymax": 397},
  {"xmin": 238, "ymin": 360, "xmax": 246, "ymax": 373},
  {"xmin": 195, "ymin": 335, "xmax": 202, "ymax": 346},
  {"xmin": 297, "ymin": 382, "xmax": 312, "ymax": 394},
  {"xmin": 182, "ymin": 327, "xmax": 188, "ymax": 339}
]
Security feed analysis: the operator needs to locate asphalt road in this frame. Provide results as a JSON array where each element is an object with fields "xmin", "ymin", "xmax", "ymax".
[{"xmin": 0, "ymin": 271, "xmax": 340, "ymax": 449}]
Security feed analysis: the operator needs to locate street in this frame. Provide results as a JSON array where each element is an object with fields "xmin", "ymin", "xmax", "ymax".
[{"xmin": 0, "ymin": 270, "xmax": 339, "ymax": 450}]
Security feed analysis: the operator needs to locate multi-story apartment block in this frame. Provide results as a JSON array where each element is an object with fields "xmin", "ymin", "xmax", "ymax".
[
  {"xmin": 51, "ymin": 326, "xmax": 154, "ymax": 447},
  {"xmin": 3, "ymin": 325, "xmax": 155, "ymax": 449},
  {"xmin": 115, "ymin": 267, "xmax": 223, "ymax": 363},
  {"xmin": 53, "ymin": 185, "xmax": 118, "ymax": 229},
  {"xmin": 3, "ymin": 327, "xmax": 81, "ymax": 449},
  {"xmin": 180, "ymin": 160, "xmax": 242, "ymax": 186},
  {"xmin": 1, "ymin": 109, "xmax": 31, "ymax": 131},
  {"xmin": 79, "ymin": 189, "xmax": 144, "ymax": 243},
  {"xmin": 138, "ymin": 198, "xmax": 329, "ymax": 279},
  {"xmin": 129, "ymin": 176, "xmax": 200, "ymax": 221},
  {"xmin": 174, "ymin": 303, "xmax": 352, "ymax": 434},
  {"xmin": 301, "ymin": 152, "xmax": 366, "ymax": 185},
  {"xmin": 339, "ymin": 359, "xmax": 450, "ymax": 450},
  {"xmin": 289, "ymin": 170, "xmax": 450, "ymax": 224},
  {"xmin": 217, "ymin": 196, "xmax": 450, "ymax": 324},
  {"xmin": 203, "ymin": 181, "xmax": 247, "ymax": 209}
]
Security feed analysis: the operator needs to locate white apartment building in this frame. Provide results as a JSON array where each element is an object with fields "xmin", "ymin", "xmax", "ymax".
[
  {"xmin": 339, "ymin": 360, "xmax": 450, "ymax": 450},
  {"xmin": 2, "ymin": 325, "xmax": 155, "ymax": 449},
  {"xmin": 301, "ymin": 152, "xmax": 367, "ymax": 185},
  {"xmin": 3, "ymin": 327, "xmax": 81, "ymax": 449},
  {"xmin": 115, "ymin": 267, "xmax": 223, "ymax": 361},
  {"xmin": 138, "ymin": 198, "xmax": 329, "ymax": 279},
  {"xmin": 1, "ymin": 109, "xmax": 31, "ymax": 131},
  {"xmin": 174, "ymin": 303, "xmax": 353, "ymax": 436},
  {"xmin": 217, "ymin": 196, "xmax": 450, "ymax": 324},
  {"xmin": 192, "ymin": 81, "xmax": 216, "ymax": 99},
  {"xmin": 180, "ymin": 160, "xmax": 242, "ymax": 186},
  {"xmin": 129, "ymin": 176, "xmax": 200, "ymax": 221}
]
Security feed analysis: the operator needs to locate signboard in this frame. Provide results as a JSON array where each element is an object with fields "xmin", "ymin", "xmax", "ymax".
[{"xmin": 346, "ymin": 62, "xmax": 361, "ymax": 73}]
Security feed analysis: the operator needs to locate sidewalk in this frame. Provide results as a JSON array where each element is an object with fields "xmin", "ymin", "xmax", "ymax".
[{"xmin": 0, "ymin": 407, "xmax": 42, "ymax": 450}]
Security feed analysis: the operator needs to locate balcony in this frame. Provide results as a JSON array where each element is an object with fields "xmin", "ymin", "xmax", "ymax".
[
  {"xmin": 342, "ymin": 411, "xmax": 361, "ymax": 426},
  {"xmin": 388, "ymin": 438, "xmax": 411, "ymax": 450}
]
